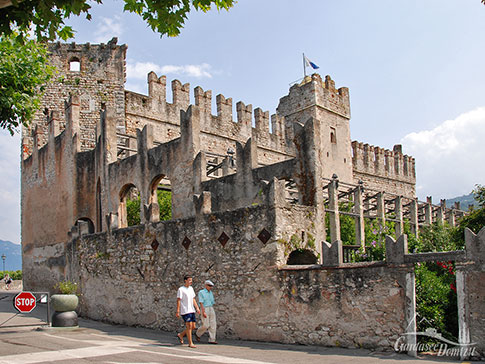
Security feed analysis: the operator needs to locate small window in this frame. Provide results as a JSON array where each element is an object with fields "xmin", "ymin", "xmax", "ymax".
[
  {"xmin": 69, "ymin": 58, "xmax": 81, "ymax": 72},
  {"xmin": 330, "ymin": 127, "xmax": 337, "ymax": 144}
]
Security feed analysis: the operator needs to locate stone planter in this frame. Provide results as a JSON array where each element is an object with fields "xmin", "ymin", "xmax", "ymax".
[{"xmin": 51, "ymin": 294, "xmax": 79, "ymax": 327}]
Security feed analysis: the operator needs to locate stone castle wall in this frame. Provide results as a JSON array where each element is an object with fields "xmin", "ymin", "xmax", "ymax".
[
  {"xmin": 352, "ymin": 141, "xmax": 415, "ymax": 196},
  {"xmin": 26, "ymin": 204, "xmax": 410, "ymax": 350},
  {"xmin": 24, "ymin": 205, "xmax": 485, "ymax": 355}
]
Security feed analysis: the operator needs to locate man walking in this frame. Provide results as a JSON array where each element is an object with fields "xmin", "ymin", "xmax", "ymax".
[
  {"xmin": 176, "ymin": 275, "xmax": 200, "ymax": 348},
  {"xmin": 195, "ymin": 279, "xmax": 217, "ymax": 344}
]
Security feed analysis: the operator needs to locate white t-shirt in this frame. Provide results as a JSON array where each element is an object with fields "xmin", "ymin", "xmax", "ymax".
[{"xmin": 177, "ymin": 285, "xmax": 196, "ymax": 315}]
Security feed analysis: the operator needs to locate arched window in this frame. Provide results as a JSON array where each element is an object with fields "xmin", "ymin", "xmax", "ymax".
[
  {"xmin": 119, "ymin": 184, "xmax": 140, "ymax": 228},
  {"xmin": 69, "ymin": 57, "xmax": 81, "ymax": 72},
  {"xmin": 75, "ymin": 218, "xmax": 95, "ymax": 234},
  {"xmin": 330, "ymin": 127, "xmax": 337, "ymax": 144},
  {"xmin": 149, "ymin": 175, "xmax": 172, "ymax": 222}
]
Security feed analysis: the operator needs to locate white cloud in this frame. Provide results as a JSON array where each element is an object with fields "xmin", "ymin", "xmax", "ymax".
[
  {"xmin": 94, "ymin": 16, "xmax": 123, "ymax": 43},
  {"xmin": 0, "ymin": 131, "xmax": 21, "ymax": 244},
  {"xmin": 401, "ymin": 107, "xmax": 485, "ymax": 201},
  {"xmin": 126, "ymin": 61, "xmax": 213, "ymax": 81}
]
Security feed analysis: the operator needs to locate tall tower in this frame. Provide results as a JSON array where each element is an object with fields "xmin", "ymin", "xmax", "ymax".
[
  {"xmin": 22, "ymin": 37, "xmax": 127, "ymax": 155},
  {"xmin": 277, "ymin": 73, "xmax": 353, "ymax": 183}
]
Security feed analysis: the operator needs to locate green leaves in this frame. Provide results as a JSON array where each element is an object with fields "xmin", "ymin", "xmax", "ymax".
[
  {"xmin": 0, "ymin": 0, "xmax": 235, "ymax": 42},
  {"xmin": 0, "ymin": 33, "xmax": 53, "ymax": 135}
]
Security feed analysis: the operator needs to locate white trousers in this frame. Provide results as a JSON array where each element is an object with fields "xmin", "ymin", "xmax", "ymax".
[{"xmin": 196, "ymin": 306, "xmax": 216, "ymax": 342}]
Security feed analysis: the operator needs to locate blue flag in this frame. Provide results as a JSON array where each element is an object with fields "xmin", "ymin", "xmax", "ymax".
[{"xmin": 304, "ymin": 56, "xmax": 319, "ymax": 70}]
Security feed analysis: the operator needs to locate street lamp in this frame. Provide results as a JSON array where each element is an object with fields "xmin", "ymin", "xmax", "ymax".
[{"xmin": 1, "ymin": 254, "xmax": 5, "ymax": 274}]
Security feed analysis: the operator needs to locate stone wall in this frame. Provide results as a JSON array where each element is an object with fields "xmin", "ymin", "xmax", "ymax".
[
  {"xmin": 457, "ymin": 228, "xmax": 485, "ymax": 356},
  {"xmin": 352, "ymin": 142, "xmax": 415, "ymax": 198},
  {"xmin": 41, "ymin": 204, "xmax": 410, "ymax": 351}
]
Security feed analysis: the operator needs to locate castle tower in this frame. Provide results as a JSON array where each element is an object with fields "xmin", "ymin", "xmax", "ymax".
[
  {"xmin": 23, "ymin": 37, "xmax": 127, "ymax": 155},
  {"xmin": 276, "ymin": 73, "xmax": 353, "ymax": 183}
]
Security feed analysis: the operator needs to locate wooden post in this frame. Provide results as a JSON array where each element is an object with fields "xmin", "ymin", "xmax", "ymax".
[
  {"xmin": 395, "ymin": 196, "xmax": 404, "ymax": 237},
  {"xmin": 328, "ymin": 177, "xmax": 340, "ymax": 243},
  {"xmin": 353, "ymin": 183, "xmax": 365, "ymax": 248}
]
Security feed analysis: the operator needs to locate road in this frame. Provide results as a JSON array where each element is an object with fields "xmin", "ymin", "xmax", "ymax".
[{"xmin": 0, "ymin": 290, "xmax": 479, "ymax": 364}]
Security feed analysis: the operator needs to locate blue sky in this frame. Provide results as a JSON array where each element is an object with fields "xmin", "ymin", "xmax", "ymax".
[{"xmin": 1, "ymin": 0, "xmax": 485, "ymax": 244}]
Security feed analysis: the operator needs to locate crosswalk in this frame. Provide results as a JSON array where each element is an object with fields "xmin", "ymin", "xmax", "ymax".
[{"xmin": 0, "ymin": 332, "xmax": 277, "ymax": 364}]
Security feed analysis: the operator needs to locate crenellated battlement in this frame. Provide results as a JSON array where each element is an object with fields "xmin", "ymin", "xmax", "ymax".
[
  {"xmin": 123, "ymin": 71, "xmax": 297, "ymax": 165},
  {"xmin": 351, "ymin": 140, "xmax": 416, "ymax": 197},
  {"xmin": 277, "ymin": 73, "xmax": 351, "ymax": 121},
  {"xmin": 351, "ymin": 141, "xmax": 415, "ymax": 179}
]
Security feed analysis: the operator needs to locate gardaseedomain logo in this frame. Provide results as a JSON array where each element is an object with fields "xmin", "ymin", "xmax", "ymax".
[{"xmin": 394, "ymin": 315, "xmax": 478, "ymax": 358}]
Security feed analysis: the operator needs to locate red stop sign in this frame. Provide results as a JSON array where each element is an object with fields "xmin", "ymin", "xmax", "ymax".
[{"xmin": 14, "ymin": 292, "xmax": 37, "ymax": 313}]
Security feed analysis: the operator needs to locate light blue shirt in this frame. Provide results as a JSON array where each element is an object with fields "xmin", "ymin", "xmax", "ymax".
[{"xmin": 198, "ymin": 288, "xmax": 215, "ymax": 308}]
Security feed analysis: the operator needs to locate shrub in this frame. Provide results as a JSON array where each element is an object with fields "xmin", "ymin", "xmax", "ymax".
[
  {"xmin": 54, "ymin": 280, "xmax": 78, "ymax": 295},
  {"xmin": 0, "ymin": 270, "xmax": 22, "ymax": 280}
]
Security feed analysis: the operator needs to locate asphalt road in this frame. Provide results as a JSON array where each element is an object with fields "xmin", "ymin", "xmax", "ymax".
[{"xmin": 0, "ymin": 290, "xmax": 480, "ymax": 364}]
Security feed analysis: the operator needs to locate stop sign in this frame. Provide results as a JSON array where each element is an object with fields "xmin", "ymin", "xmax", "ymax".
[{"xmin": 14, "ymin": 292, "xmax": 37, "ymax": 313}]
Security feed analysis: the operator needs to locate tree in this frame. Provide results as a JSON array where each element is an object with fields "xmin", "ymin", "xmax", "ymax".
[
  {"xmin": 0, "ymin": 33, "xmax": 53, "ymax": 135},
  {"xmin": 0, "ymin": 0, "xmax": 235, "ymax": 42},
  {"xmin": 452, "ymin": 184, "xmax": 485, "ymax": 243}
]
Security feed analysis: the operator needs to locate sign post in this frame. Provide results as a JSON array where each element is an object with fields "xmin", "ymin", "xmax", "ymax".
[{"xmin": 14, "ymin": 292, "xmax": 37, "ymax": 313}]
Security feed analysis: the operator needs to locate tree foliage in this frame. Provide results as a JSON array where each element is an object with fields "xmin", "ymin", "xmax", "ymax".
[
  {"xmin": 0, "ymin": 0, "xmax": 234, "ymax": 42},
  {"xmin": 0, "ymin": 270, "xmax": 22, "ymax": 280},
  {"xmin": 126, "ymin": 189, "xmax": 172, "ymax": 226},
  {"xmin": 451, "ymin": 184, "xmax": 485, "ymax": 244},
  {"xmin": 0, "ymin": 33, "xmax": 53, "ymax": 135}
]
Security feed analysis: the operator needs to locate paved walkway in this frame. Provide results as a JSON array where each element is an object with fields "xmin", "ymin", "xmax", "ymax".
[{"xmin": 0, "ymin": 290, "xmax": 480, "ymax": 364}]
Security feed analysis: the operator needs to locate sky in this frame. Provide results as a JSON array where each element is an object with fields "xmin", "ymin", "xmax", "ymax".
[{"xmin": 1, "ymin": 0, "xmax": 485, "ymax": 244}]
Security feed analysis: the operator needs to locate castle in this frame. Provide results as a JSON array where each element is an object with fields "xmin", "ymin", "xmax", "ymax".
[{"xmin": 20, "ymin": 38, "xmax": 484, "ymax": 356}]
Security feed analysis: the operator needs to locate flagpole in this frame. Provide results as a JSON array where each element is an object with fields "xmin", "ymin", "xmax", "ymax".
[{"xmin": 303, "ymin": 53, "xmax": 306, "ymax": 78}]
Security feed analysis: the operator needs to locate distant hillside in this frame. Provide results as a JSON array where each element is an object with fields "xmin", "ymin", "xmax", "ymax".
[
  {"xmin": 446, "ymin": 192, "xmax": 478, "ymax": 211},
  {"xmin": 0, "ymin": 240, "xmax": 22, "ymax": 271}
]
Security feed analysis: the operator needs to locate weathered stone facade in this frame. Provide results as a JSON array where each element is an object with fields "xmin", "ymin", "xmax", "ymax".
[{"xmin": 20, "ymin": 39, "xmax": 483, "ymax": 356}]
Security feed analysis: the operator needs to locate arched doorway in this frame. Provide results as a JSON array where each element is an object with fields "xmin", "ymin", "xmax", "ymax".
[
  {"xmin": 119, "ymin": 183, "xmax": 141, "ymax": 227},
  {"xmin": 149, "ymin": 175, "xmax": 172, "ymax": 222}
]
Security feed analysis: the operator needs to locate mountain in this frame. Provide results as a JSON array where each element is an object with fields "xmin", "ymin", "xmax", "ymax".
[
  {"xmin": 446, "ymin": 192, "xmax": 478, "ymax": 211},
  {"xmin": 0, "ymin": 240, "xmax": 22, "ymax": 271}
]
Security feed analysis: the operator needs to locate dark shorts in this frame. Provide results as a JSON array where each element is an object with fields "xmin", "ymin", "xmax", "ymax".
[{"xmin": 181, "ymin": 312, "xmax": 196, "ymax": 322}]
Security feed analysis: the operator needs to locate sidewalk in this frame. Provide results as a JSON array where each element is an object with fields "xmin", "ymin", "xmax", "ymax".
[{"xmin": 0, "ymin": 290, "xmax": 481, "ymax": 364}]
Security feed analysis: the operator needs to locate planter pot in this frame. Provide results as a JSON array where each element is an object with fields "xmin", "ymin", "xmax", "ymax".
[
  {"xmin": 51, "ymin": 294, "xmax": 79, "ymax": 327},
  {"xmin": 51, "ymin": 294, "xmax": 79, "ymax": 312}
]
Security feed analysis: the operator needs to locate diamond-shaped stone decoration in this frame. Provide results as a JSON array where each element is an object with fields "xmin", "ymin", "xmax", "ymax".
[
  {"xmin": 257, "ymin": 228, "xmax": 271, "ymax": 244},
  {"xmin": 218, "ymin": 232, "xmax": 230, "ymax": 248},
  {"xmin": 151, "ymin": 239, "xmax": 159, "ymax": 251},
  {"xmin": 182, "ymin": 236, "xmax": 191, "ymax": 250}
]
